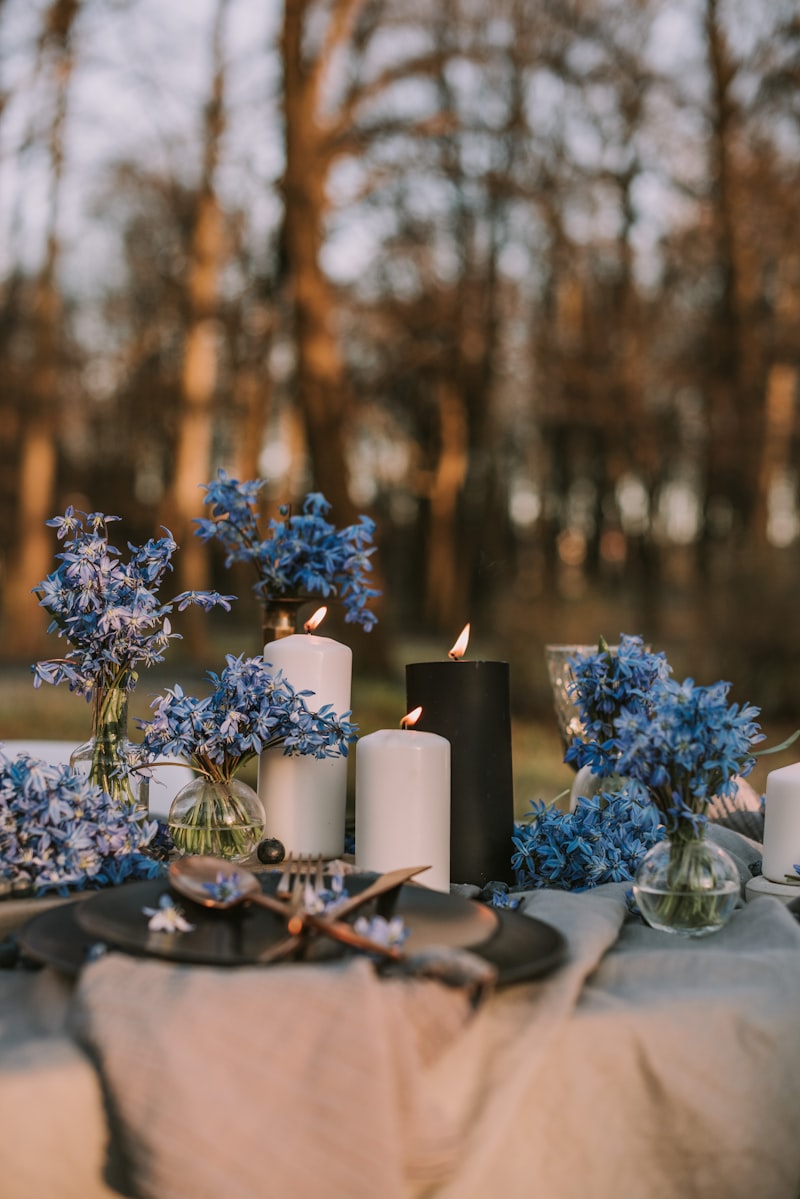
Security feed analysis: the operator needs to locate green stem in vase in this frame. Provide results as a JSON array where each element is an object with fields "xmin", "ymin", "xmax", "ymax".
[
  {"xmin": 74, "ymin": 677, "xmax": 148, "ymax": 818},
  {"xmin": 168, "ymin": 775, "xmax": 265, "ymax": 861}
]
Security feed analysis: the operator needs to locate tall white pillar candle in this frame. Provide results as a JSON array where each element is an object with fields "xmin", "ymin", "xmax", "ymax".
[
  {"xmin": 257, "ymin": 621, "xmax": 352, "ymax": 858},
  {"xmin": 355, "ymin": 719, "xmax": 450, "ymax": 892},
  {"xmin": 762, "ymin": 762, "xmax": 800, "ymax": 884}
]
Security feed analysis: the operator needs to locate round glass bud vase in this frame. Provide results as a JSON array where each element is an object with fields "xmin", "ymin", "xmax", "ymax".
[
  {"xmin": 633, "ymin": 833, "xmax": 741, "ymax": 938},
  {"xmin": 168, "ymin": 776, "xmax": 266, "ymax": 862}
]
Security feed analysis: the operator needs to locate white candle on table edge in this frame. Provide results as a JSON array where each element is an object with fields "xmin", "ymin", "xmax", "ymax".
[
  {"xmin": 257, "ymin": 607, "xmax": 352, "ymax": 858},
  {"xmin": 355, "ymin": 707, "xmax": 451, "ymax": 892},
  {"xmin": 761, "ymin": 762, "xmax": 800, "ymax": 884}
]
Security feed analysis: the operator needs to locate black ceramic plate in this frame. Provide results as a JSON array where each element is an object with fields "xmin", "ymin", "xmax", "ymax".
[{"xmin": 18, "ymin": 877, "xmax": 567, "ymax": 986}]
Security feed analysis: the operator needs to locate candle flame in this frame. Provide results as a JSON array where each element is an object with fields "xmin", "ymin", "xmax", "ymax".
[
  {"xmin": 448, "ymin": 623, "xmax": 470, "ymax": 660},
  {"xmin": 401, "ymin": 706, "xmax": 423, "ymax": 729},
  {"xmin": 304, "ymin": 606, "xmax": 327, "ymax": 632}
]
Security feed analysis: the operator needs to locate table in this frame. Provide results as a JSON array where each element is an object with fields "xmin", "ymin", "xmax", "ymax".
[{"xmin": 2, "ymin": 828, "xmax": 800, "ymax": 1199}]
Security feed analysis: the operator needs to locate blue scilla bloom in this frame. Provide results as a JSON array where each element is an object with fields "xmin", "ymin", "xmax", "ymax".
[
  {"xmin": 32, "ymin": 508, "xmax": 235, "ymax": 700},
  {"xmin": 511, "ymin": 782, "xmax": 663, "ymax": 891},
  {"xmin": 195, "ymin": 471, "xmax": 381, "ymax": 631},
  {"xmin": 565, "ymin": 635, "xmax": 670, "ymax": 778},
  {"xmin": 0, "ymin": 749, "xmax": 164, "ymax": 896},
  {"xmin": 611, "ymin": 675, "xmax": 763, "ymax": 833},
  {"xmin": 562, "ymin": 635, "xmax": 763, "ymax": 839},
  {"xmin": 138, "ymin": 653, "xmax": 358, "ymax": 782}
]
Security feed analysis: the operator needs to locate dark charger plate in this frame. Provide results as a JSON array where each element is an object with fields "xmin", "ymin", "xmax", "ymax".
[{"xmin": 17, "ymin": 875, "xmax": 567, "ymax": 987}]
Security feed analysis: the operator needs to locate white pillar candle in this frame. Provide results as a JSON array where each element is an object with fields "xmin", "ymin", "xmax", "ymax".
[
  {"xmin": 762, "ymin": 763, "xmax": 800, "ymax": 884},
  {"xmin": 355, "ymin": 718, "xmax": 451, "ymax": 892},
  {"xmin": 257, "ymin": 618, "xmax": 352, "ymax": 858}
]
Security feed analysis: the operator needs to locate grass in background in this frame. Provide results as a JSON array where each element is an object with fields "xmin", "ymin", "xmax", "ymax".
[
  {"xmin": 1, "ymin": 657, "xmax": 794, "ymax": 824},
  {"xmin": 0, "ymin": 663, "xmax": 571, "ymax": 820}
]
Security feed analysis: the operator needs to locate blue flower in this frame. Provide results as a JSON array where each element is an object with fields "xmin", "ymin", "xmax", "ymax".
[
  {"xmin": 0, "ymin": 749, "xmax": 164, "ymax": 896},
  {"xmin": 33, "ymin": 509, "xmax": 236, "ymax": 700},
  {"xmin": 138, "ymin": 654, "xmax": 358, "ymax": 781},
  {"xmin": 565, "ymin": 636, "xmax": 764, "ymax": 837},
  {"xmin": 202, "ymin": 871, "xmax": 245, "ymax": 903},
  {"xmin": 143, "ymin": 894, "xmax": 195, "ymax": 934},
  {"xmin": 194, "ymin": 471, "xmax": 380, "ymax": 630},
  {"xmin": 352, "ymin": 914, "xmax": 408, "ymax": 949},
  {"xmin": 489, "ymin": 890, "xmax": 521, "ymax": 910},
  {"xmin": 565, "ymin": 635, "xmax": 670, "ymax": 777},
  {"xmin": 512, "ymin": 782, "xmax": 664, "ymax": 891}
]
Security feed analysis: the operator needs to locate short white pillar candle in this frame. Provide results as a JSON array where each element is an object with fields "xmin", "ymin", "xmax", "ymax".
[
  {"xmin": 762, "ymin": 762, "xmax": 800, "ymax": 884},
  {"xmin": 355, "ymin": 715, "xmax": 450, "ymax": 892}
]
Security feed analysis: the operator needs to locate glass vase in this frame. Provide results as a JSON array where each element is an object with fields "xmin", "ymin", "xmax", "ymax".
[
  {"xmin": 633, "ymin": 831, "xmax": 741, "ymax": 937},
  {"xmin": 168, "ymin": 775, "xmax": 266, "ymax": 861},
  {"xmin": 70, "ymin": 683, "xmax": 149, "ymax": 819},
  {"xmin": 544, "ymin": 644, "xmax": 593, "ymax": 762}
]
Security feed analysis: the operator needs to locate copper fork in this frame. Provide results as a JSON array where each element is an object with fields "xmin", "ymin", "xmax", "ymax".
[{"xmin": 275, "ymin": 853, "xmax": 407, "ymax": 958}]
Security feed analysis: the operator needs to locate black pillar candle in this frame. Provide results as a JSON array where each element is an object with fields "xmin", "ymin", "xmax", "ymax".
[{"xmin": 405, "ymin": 657, "xmax": 515, "ymax": 887}]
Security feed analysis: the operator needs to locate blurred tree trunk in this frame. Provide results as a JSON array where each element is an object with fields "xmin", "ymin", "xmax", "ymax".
[
  {"xmin": 162, "ymin": 0, "xmax": 230, "ymax": 653},
  {"xmin": 232, "ymin": 367, "xmax": 271, "ymax": 484},
  {"xmin": 225, "ymin": 222, "xmax": 279, "ymax": 485},
  {"xmin": 4, "ymin": 0, "xmax": 79, "ymax": 656},
  {"xmin": 279, "ymin": 0, "xmax": 364, "ymax": 521},
  {"xmin": 423, "ymin": 379, "xmax": 469, "ymax": 626},
  {"xmin": 416, "ymin": 0, "xmax": 520, "ymax": 630},
  {"xmin": 701, "ymin": 0, "xmax": 753, "ymax": 541},
  {"xmin": 279, "ymin": 0, "xmax": 401, "ymax": 673}
]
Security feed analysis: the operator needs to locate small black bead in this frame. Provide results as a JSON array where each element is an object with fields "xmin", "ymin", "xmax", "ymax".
[{"xmin": 257, "ymin": 837, "xmax": 286, "ymax": 865}]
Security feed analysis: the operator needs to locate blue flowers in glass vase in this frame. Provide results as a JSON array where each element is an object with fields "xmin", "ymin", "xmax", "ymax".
[
  {"xmin": 138, "ymin": 654, "xmax": 358, "ymax": 859},
  {"xmin": 562, "ymin": 635, "xmax": 763, "ymax": 934},
  {"xmin": 513, "ymin": 633, "xmax": 763, "ymax": 918},
  {"xmin": 194, "ymin": 471, "xmax": 380, "ymax": 631},
  {"xmin": 31, "ymin": 508, "xmax": 235, "ymax": 813},
  {"xmin": 566, "ymin": 636, "xmax": 763, "ymax": 838}
]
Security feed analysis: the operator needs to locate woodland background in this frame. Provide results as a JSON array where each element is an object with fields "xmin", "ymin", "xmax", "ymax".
[{"xmin": 1, "ymin": 0, "xmax": 800, "ymax": 803}]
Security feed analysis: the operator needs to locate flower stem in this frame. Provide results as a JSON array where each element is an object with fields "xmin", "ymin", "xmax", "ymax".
[
  {"xmin": 168, "ymin": 778, "xmax": 263, "ymax": 860},
  {"xmin": 83, "ymin": 681, "xmax": 147, "ymax": 816}
]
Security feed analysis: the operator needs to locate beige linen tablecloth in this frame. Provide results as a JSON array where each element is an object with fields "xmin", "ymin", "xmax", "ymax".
[
  {"xmin": 2, "ymin": 861, "xmax": 800, "ymax": 1199},
  {"xmin": 0, "ymin": 967, "xmax": 119, "ymax": 1199}
]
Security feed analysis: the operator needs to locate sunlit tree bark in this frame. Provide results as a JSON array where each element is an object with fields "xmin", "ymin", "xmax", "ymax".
[
  {"xmin": 279, "ymin": 0, "xmax": 367, "ymax": 520},
  {"xmin": 3, "ymin": 0, "xmax": 79, "ymax": 656},
  {"xmin": 161, "ymin": 0, "xmax": 231, "ymax": 649}
]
